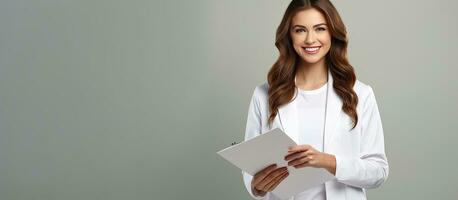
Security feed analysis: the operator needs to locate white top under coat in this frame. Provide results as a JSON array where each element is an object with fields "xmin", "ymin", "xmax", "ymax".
[{"xmin": 293, "ymin": 81, "xmax": 328, "ymax": 200}]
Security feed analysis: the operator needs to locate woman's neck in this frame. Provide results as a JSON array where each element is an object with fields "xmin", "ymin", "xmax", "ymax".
[{"xmin": 295, "ymin": 60, "xmax": 328, "ymax": 90}]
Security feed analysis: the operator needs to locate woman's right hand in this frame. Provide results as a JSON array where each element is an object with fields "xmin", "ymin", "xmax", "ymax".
[{"xmin": 251, "ymin": 164, "xmax": 289, "ymax": 197}]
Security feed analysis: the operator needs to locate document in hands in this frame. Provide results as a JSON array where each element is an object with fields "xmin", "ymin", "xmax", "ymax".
[{"xmin": 217, "ymin": 128, "xmax": 335, "ymax": 199}]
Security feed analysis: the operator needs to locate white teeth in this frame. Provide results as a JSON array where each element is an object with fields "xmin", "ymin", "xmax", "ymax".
[{"xmin": 305, "ymin": 47, "xmax": 320, "ymax": 51}]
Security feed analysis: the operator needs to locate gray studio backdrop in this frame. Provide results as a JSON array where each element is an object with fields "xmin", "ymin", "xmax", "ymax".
[{"xmin": 1, "ymin": 0, "xmax": 457, "ymax": 199}]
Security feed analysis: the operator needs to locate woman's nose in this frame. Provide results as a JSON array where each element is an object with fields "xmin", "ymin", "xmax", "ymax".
[{"xmin": 305, "ymin": 33, "xmax": 317, "ymax": 45}]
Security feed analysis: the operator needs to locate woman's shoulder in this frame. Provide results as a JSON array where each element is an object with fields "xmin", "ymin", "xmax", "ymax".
[
  {"xmin": 354, "ymin": 79, "xmax": 381, "ymax": 112},
  {"xmin": 251, "ymin": 82, "xmax": 269, "ymax": 102},
  {"xmin": 354, "ymin": 79, "xmax": 378, "ymax": 104},
  {"xmin": 354, "ymin": 79, "xmax": 375, "ymax": 97}
]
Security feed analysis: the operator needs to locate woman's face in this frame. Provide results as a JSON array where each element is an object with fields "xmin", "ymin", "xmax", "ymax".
[{"xmin": 290, "ymin": 8, "xmax": 331, "ymax": 65}]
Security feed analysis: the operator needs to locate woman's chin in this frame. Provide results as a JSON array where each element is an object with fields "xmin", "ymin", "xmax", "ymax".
[{"xmin": 299, "ymin": 56, "xmax": 325, "ymax": 64}]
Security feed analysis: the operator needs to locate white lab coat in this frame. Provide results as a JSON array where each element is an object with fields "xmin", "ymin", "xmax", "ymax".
[{"xmin": 242, "ymin": 71, "xmax": 389, "ymax": 200}]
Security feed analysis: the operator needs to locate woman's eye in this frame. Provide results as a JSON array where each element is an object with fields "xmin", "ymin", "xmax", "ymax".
[
  {"xmin": 317, "ymin": 27, "xmax": 326, "ymax": 31},
  {"xmin": 295, "ymin": 29, "xmax": 305, "ymax": 33}
]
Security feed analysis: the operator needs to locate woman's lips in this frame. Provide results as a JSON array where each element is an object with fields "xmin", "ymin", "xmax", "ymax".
[{"xmin": 302, "ymin": 46, "xmax": 321, "ymax": 54}]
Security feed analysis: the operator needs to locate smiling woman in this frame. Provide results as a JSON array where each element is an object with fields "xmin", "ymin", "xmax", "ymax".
[{"xmin": 241, "ymin": 0, "xmax": 389, "ymax": 200}]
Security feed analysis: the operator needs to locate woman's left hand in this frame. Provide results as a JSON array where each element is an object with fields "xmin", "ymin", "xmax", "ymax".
[{"xmin": 284, "ymin": 144, "xmax": 336, "ymax": 175}]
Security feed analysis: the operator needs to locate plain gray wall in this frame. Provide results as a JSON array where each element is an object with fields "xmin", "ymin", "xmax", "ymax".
[{"xmin": 1, "ymin": 0, "xmax": 457, "ymax": 199}]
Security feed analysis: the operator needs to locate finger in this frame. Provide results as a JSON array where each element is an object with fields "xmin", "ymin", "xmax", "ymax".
[
  {"xmin": 284, "ymin": 149, "xmax": 312, "ymax": 161},
  {"xmin": 294, "ymin": 161, "xmax": 313, "ymax": 168},
  {"xmin": 268, "ymin": 172, "xmax": 289, "ymax": 192},
  {"xmin": 266, "ymin": 171, "xmax": 289, "ymax": 192},
  {"xmin": 257, "ymin": 167, "xmax": 287, "ymax": 189},
  {"xmin": 263, "ymin": 170, "xmax": 288, "ymax": 191},
  {"xmin": 288, "ymin": 144, "xmax": 311, "ymax": 153},
  {"xmin": 288, "ymin": 149, "xmax": 315, "ymax": 161},
  {"xmin": 284, "ymin": 151, "xmax": 302, "ymax": 161},
  {"xmin": 253, "ymin": 164, "xmax": 277, "ymax": 185},
  {"xmin": 285, "ymin": 149, "xmax": 315, "ymax": 161},
  {"xmin": 288, "ymin": 156, "xmax": 311, "ymax": 166}
]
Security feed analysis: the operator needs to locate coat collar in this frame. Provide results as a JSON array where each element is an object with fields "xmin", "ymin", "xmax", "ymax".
[{"xmin": 277, "ymin": 70, "xmax": 343, "ymax": 153}]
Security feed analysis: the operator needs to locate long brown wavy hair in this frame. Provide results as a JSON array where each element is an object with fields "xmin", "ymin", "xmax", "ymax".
[{"xmin": 267, "ymin": 0, "xmax": 358, "ymax": 130}]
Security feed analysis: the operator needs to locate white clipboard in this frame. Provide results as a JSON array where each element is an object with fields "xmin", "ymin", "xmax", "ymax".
[{"xmin": 217, "ymin": 128, "xmax": 335, "ymax": 199}]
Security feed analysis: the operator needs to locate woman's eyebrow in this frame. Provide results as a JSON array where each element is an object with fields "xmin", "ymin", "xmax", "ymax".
[{"xmin": 292, "ymin": 23, "xmax": 327, "ymax": 29}]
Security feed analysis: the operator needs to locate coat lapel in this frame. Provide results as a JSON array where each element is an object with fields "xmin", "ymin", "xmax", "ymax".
[
  {"xmin": 277, "ymin": 70, "xmax": 343, "ymax": 153},
  {"xmin": 322, "ymin": 71, "xmax": 343, "ymax": 153}
]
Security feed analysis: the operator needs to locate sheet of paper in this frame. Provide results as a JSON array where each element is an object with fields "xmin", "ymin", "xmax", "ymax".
[{"xmin": 217, "ymin": 128, "xmax": 335, "ymax": 199}]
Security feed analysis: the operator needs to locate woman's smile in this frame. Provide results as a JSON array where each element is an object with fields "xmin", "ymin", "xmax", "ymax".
[{"xmin": 302, "ymin": 46, "xmax": 321, "ymax": 54}]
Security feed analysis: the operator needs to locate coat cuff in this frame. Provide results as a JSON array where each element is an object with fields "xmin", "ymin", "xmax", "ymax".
[
  {"xmin": 334, "ymin": 154, "xmax": 350, "ymax": 181},
  {"xmin": 334, "ymin": 154, "xmax": 389, "ymax": 189}
]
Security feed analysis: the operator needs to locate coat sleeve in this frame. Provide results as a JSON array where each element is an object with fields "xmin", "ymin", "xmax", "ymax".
[
  {"xmin": 241, "ymin": 87, "xmax": 267, "ymax": 199},
  {"xmin": 334, "ymin": 86, "xmax": 390, "ymax": 189}
]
